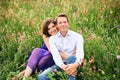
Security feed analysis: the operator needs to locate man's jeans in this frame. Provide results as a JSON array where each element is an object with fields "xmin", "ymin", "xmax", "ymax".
[{"xmin": 38, "ymin": 56, "xmax": 78, "ymax": 80}]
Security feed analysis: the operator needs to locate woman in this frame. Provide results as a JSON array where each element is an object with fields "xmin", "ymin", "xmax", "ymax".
[{"xmin": 12, "ymin": 18, "xmax": 67, "ymax": 80}]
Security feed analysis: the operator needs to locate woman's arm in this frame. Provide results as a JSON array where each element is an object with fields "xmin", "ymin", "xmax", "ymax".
[
  {"xmin": 43, "ymin": 35, "xmax": 51, "ymax": 51},
  {"xmin": 59, "ymin": 51, "xmax": 76, "ymax": 60},
  {"xmin": 43, "ymin": 35, "xmax": 75, "ymax": 60},
  {"xmin": 59, "ymin": 51, "xmax": 68, "ymax": 60}
]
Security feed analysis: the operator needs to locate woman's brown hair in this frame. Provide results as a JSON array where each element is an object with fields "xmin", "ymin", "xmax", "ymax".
[{"xmin": 41, "ymin": 18, "xmax": 56, "ymax": 37}]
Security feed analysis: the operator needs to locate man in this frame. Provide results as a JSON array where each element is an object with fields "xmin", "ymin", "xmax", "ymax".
[{"xmin": 38, "ymin": 13, "xmax": 84, "ymax": 80}]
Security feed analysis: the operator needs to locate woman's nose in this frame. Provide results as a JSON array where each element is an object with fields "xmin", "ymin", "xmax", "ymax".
[{"xmin": 51, "ymin": 29, "xmax": 54, "ymax": 32}]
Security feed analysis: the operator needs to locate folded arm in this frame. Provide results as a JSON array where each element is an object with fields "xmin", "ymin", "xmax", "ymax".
[{"xmin": 43, "ymin": 35, "xmax": 70, "ymax": 60}]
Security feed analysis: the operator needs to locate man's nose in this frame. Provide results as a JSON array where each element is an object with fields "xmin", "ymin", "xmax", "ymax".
[{"xmin": 61, "ymin": 22, "xmax": 64, "ymax": 26}]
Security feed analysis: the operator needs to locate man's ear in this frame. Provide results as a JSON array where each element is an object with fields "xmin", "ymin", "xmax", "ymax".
[{"xmin": 68, "ymin": 22, "xmax": 70, "ymax": 28}]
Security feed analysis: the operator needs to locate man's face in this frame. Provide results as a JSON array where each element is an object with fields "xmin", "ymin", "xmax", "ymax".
[{"xmin": 57, "ymin": 17, "xmax": 69, "ymax": 32}]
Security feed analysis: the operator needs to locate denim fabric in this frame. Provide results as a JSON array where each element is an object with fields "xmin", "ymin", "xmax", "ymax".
[{"xmin": 38, "ymin": 56, "xmax": 78, "ymax": 80}]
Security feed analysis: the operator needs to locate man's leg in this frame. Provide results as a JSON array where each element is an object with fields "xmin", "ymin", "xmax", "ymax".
[
  {"xmin": 38, "ymin": 56, "xmax": 78, "ymax": 80},
  {"xmin": 66, "ymin": 56, "xmax": 76, "ymax": 64},
  {"xmin": 66, "ymin": 56, "xmax": 77, "ymax": 80},
  {"xmin": 38, "ymin": 65, "xmax": 60, "ymax": 80}
]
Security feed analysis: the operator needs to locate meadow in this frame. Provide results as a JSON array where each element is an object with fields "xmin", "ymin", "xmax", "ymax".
[{"xmin": 0, "ymin": 0, "xmax": 120, "ymax": 80}]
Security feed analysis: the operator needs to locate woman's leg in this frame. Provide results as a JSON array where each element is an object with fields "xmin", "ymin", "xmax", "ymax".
[
  {"xmin": 66, "ymin": 56, "xmax": 77, "ymax": 80},
  {"xmin": 12, "ymin": 70, "xmax": 25, "ymax": 80},
  {"xmin": 23, "ymin": 66, "xmax": 32, "ymax": 80},
  {"xmin": 24, "ymin": 48, "xmax": 44, "ymax": 78},
  {"xmin": 37, "ymin": 52, "xmax": 55, "ymax": 71}
]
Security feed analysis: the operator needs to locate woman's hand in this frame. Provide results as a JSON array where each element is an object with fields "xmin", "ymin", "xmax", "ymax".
[{"xmin": 59, "ymin": 51, "xmax": 68, "ymax": 60}]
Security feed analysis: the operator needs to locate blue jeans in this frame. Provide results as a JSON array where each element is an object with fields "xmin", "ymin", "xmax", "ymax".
[{"xmin": 38, "ymin": 56, "xmax": 78, "ymax": 80}]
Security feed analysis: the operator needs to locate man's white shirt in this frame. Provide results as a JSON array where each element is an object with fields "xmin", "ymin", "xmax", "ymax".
[{"xmin": 49, "ymin": 30, "xmax": 84, "ymax": 67}]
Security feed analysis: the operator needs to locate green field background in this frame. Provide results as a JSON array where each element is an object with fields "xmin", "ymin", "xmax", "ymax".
[{"xmin": 0, "ymin": 0, "xmax": 120, "ymax": 80}]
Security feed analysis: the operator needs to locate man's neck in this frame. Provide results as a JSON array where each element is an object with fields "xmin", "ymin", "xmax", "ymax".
[{"xmin": 60, "ymin": 30, "xmax": 68, "ymax": 37}]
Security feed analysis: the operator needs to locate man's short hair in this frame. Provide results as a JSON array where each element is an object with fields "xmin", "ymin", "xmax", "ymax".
[{"xmin": 55, "ymin": 13, "xmax": 69, "ymax": 23}]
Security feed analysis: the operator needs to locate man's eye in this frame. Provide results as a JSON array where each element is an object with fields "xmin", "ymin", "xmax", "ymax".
[
  {"xmin": 58, "ymin": 22, "xmax": 62, "ymax": 24},
  {"xmin": 63, "ymin": 21, "xmax": 67, "ymax": 23}
]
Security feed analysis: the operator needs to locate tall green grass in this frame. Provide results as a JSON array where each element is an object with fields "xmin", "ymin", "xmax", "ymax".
[{"xmin": 0, "ymin": 0, "xmax": 120, "ymax": 80}]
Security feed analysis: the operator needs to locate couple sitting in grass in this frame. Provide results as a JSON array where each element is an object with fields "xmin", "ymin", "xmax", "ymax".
[{"xmin": 13, "ymin": 13, "xmax": 84, "ymax": 80}]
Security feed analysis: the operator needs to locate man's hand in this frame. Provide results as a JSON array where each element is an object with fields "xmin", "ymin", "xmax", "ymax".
[
  {"xmin": 61, "ymin": 64, "xmax": 68, "ymax": 70},
  {"xmin": 64, "ymin": 62, "xmax": 79, "ymax": 76}
]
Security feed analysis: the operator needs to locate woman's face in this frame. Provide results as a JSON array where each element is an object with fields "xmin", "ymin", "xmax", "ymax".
[{"xmin": 48, "ymin": 23, "xmax": 58, "ymax": 36}]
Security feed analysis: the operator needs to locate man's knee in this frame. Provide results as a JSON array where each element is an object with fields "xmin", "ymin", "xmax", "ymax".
[
  {"xmin": 66, "ymin": 56, "xmax": 76, "ymax": 64},
  {"xmin": 38, "ymin": 66, "xmax": 54, "ymax": 80},
  {"xmin": 38, "ymin": 74, "xmax": 47, "ymax": 80}
]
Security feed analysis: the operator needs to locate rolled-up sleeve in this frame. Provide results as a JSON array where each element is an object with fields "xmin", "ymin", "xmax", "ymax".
[{"xmin": 75, "ymin": 35, "xmax": 84, "ymax": 65}]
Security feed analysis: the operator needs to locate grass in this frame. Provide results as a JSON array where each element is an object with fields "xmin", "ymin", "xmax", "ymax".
[{"xmin": 0, "ymin": 0, "xmax": 120, "ymax": 80}]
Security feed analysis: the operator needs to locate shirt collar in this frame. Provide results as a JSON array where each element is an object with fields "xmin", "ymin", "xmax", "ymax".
[{"xmin": 57, "ymin": 30, "xmax": 71, "ymax": 37}]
